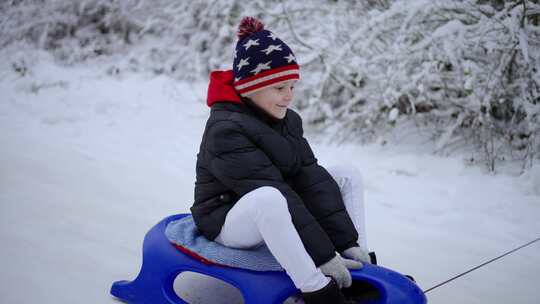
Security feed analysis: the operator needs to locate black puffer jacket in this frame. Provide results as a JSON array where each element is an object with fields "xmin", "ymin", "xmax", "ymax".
[{"xmin": 191, "ymin": 70, "xmax": 358, "ymax": 266}]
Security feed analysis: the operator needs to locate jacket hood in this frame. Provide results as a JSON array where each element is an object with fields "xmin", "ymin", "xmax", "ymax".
[
  {"xmin": 206, "ymin": 70, "xmax": 243, "ymax": 107},
  {"xmin": 206, "ymin": 69, "xmax": 285, "ymax": 126}
]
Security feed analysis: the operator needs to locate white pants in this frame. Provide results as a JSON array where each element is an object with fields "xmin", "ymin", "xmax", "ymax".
[{"xmin": 214, "ymin": 165, "xmax": 368, "ymax": 292}]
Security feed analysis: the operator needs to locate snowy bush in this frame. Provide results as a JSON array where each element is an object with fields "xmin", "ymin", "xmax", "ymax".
[
  {"xmin": 0, "ymin": 0, "xmax": 143, "ymax": 63},
  {"xmin": 303, "ymin": 0, "xmax": 540, "ymax": 173},
  {"xmin": 0, "ymin": 0, "xmax": 250, "ymax": 78},
  {"xmin": 255, "ymin": 0, "xmax": 540, "ymax": 172},
  {"xmin": 1, "ymin": 0, "xmax": 538, "ymax": 171}
]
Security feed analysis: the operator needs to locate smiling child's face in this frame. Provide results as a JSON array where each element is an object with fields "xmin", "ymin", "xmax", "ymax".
[{"xmin": 246, "ymin": 80, "xmax": 297, "ymax": 120}]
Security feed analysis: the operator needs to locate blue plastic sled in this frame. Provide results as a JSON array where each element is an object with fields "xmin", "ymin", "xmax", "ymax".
[{"xmin": 110, "ymin": 214, "xmax": 427, "ymax": 304}]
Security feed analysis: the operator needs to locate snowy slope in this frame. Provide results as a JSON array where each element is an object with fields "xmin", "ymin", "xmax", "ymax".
[{"xmin": 1, "ymin": 56, "xmax": 539, "ymax": 304}]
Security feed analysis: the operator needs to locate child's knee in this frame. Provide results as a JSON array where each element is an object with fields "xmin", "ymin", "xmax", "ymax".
[{"xmin": 250, "ymin": 186, "xmax": 290, "ymax": 219}]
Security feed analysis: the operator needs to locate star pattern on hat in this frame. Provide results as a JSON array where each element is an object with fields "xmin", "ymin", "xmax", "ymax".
[
  {"xmin": 261, "ymin": 44, "xmax": 283, "ymax": 55},
  {"xmin": 251, "ymin": 61, "xmax": 272, "ymax": 75},
  {"xmin": 243, "ymin": 38, "xmax": 260, "ymax": 50},
  {"xmin": 233, "ymin": 30, "xmax": 298, "ymax": 83},
  {"xmin": 284, "ymin": 53, "xmax": 296, "ymax": 63},
  {"xmin": 268, "ymin": 32, "xmax": 278, "ymax": 40},
  {"xmin": 237, "ymin": 57, "xmax": 250, "ymax": 70}
]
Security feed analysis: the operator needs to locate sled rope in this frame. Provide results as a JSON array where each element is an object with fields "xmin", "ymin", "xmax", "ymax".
[{"xmin": 423, "ymin": 236, "xmax": 540, "ymax": 294}]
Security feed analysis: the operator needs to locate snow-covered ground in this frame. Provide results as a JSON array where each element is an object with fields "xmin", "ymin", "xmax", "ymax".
[{"xmin": 1, "ymin": 54, "xmax": 539, "ymax": 304}]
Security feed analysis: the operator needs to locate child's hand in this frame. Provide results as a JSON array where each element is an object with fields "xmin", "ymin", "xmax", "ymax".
[
  {"xmin": 339, "ymin": 255, "xmax": 363, "ymax": 269},
  {"xmin": 341, "ymin": 246, "xmax": 371, "ymax": 264},
  {"xmin": 319, "ymin": 254, "xmax": 356, "ymax": 288}
]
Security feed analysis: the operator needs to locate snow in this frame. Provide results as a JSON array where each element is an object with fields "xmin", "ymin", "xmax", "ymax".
[
  {"xmin": 519, "ymin": 27, "xmax": 530, "ymax": 64},
  {"xmin": 388, "ymin": 108, "xmax": 399, "ymax": 122},
  {"xmin": 1, "ymin": 56, "xmax": 539, "ymax": 304}
]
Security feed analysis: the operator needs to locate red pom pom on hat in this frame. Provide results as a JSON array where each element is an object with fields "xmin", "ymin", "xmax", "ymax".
[{"xmin": 237, "ymin": 16, "xmax": 265, "ymax": 40}]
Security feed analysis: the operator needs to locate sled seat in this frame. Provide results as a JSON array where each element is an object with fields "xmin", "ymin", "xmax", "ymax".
[{"xmin": 110, "ymin": 213, "xmax": 427, "ymax": 304}]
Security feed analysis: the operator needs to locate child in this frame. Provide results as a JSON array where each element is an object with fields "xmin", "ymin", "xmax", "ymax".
[{"xmin": 191, "ymin": 16, "xmax": 370, "ymax": 303}]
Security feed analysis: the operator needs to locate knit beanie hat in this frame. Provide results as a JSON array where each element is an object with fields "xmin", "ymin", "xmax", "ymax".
[{"xmin": 232, "ymin": 17, "xmax": 300, "ymax": 97}]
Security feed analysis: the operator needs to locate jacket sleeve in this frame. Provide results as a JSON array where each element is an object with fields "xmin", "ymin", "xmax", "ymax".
[
  {"xmin": 289, "ymin": 114, "xmax": 359, "ymax": 252},
  {"xmin": 205, "ymin": 119, "xmax": 337, "ymax": 266}
]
